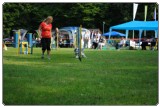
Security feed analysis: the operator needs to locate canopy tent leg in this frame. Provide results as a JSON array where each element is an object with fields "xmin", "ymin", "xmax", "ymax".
[
  {"xmin": 144, "ymin": 30, "xmax": 146, "ymax": 37},
  {"xmin": 139, "ymin": 30, "xmax": 143, "ymax": 49},
  {"xmin": 125, "ymin": 30, "xmax": 129, "ymax": 40},
  {"xmin": 108, "ymin": 28, "xmax": 112, "ymax": 43},
  {"xmin": 155, "ymin": 30, "xmax": 158, "ymax": 38},
  {"xmin": 132, "ymin": 30, "xmax": 135, "ymax": 39}
]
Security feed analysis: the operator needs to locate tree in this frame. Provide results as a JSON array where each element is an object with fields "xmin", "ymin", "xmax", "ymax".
[{"xmin": 3, "ymin": 3, "xmax": 158, "ymax": 38}]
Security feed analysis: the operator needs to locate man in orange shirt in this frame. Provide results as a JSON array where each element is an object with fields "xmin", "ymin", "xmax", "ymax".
[{"xmin": 38, "ymin": 16, "xmax": 53, "ymax": 60}]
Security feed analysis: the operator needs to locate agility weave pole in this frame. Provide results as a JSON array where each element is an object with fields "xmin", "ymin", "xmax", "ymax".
[{"xmin": 78, "ymin": 25, "xmax": 82, "ymax": 61}]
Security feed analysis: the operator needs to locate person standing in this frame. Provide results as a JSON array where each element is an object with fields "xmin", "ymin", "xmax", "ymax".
[
  {"xmin": 83, "ymin": 31, "xmax": 90, "ymax": 49},
  {"xmin": 38, "ymin": 16, "xmax": 53, "ymax": 60},
  {"xmin": 54, "ymin": 27, "xmax": 59, "ymax": 48}
]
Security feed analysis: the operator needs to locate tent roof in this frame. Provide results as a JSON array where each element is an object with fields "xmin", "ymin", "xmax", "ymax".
[
  {"xmin": 102, "ymin": 31, "xmax": 125, "ymax": 37},
  {"xmin": 110, "ymin": 21, "xmax": 158, "ymax": 31}
]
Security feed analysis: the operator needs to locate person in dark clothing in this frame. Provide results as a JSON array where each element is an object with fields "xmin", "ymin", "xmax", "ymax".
[
  {"xmin": 141, "ymin": 38, "xmax": 147, "ymax": 50},
  {"xmin": 150, "ymin": 36, "xmax": 156, "ymax": 50},
  {"xmin": 98, "ymin": 36, "xmax": 105, "ymax": 50},
  {"xmin": 93, "ymin": 36, "xmax": 99, "ymax": 49},
  {"xmin": 66, "ymin": 36, "xmax": 70, "ymax": 48}
]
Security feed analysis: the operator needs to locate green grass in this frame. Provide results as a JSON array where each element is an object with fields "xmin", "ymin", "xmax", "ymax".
[{"xmin": 3, "ymin": 47, "xmax": 158, "ymax": 105}]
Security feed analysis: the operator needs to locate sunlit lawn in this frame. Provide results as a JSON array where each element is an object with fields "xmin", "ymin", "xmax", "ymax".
[{"xmin": 3, "ymin": 47, "xmax": 158, "ymax": 105}]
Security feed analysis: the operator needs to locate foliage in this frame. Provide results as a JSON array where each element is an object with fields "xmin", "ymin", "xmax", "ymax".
[{"xmin": 3, "ymin": 3, "xmax": 158, "ymax": 38}]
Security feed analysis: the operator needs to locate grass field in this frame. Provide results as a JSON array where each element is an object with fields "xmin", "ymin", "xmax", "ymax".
[{"xmin": 3, "ymin": 47, "xmax": 158, "ymax": 105}]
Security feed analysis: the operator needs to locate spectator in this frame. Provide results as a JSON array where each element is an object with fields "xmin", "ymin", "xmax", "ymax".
[
  {"xmin": 98, "ymin": 36, "xmax": 105, "ymax": 50},
  {"xmin": 97, "ymin": 31, "xmax": 101, "ymax": 39},
  {"xmin": 116, "ymin": 37, "xmax": 126, "ymax": 49},
  {"xmin": 59, "ymin": 37, "xmax": 63, "ymax": 47},
  {"xmin": 93, "ymin": 36, "xmax": 99, "ymax": 49},
  {"xmin": 150, "ymin": 36, "xmax": 156, "ymax": 50},
  {"xmin": 54, "ymin": 27, "xmax": 60, "ymax": 48},
  {"xmin": 83, "ymin": 31, "xmax": 90, "ymax": 49},
  {"xmin": 141, "ymin": 37, "xmax": 148, "ymax": 50},
  {"xmin": 90, "ymin": 31, "xmax": 95, "ymax": 49},
  {"xmin": 90, "ymin": 30, "xmax": 94, "ymax": 39}
]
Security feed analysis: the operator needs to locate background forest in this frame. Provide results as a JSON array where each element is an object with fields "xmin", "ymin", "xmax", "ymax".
[{"xmin": 3, "ymin": 3, "xmax": 158, "ymax": 38}]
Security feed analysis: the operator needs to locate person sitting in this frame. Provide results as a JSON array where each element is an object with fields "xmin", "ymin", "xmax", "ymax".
[
  {"xmin": 92, "ymin": 36, "xmax": 99, "ymax": 49},
  {"xmin": 116, "ymin": 37, "xmax": 126, "ymax": 49},
  {"xmin": 98, "ymin": 36, "xmax": 105, "ymax": 50}
]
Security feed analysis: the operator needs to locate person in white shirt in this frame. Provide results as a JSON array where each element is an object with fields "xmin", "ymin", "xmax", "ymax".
[
  {"xmin": 118, "ymin": 37, "xmax": 126, "ymax": 49},
  {"xmin": 83, "ymin": 31, "xmax": 90, "ymax": 49},
  {"xmin": 97, "ymin": 31, "xmax": 101, "ymax": 40}
]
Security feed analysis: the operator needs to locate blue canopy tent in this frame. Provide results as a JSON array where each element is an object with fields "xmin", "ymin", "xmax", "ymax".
[
  {"xmin": 102, "ymin": 31, "xmax": 125, "ymax": 37},
  {"xmin": 109, "ymin": 21, "xmax": 158, "ymax": 43}
]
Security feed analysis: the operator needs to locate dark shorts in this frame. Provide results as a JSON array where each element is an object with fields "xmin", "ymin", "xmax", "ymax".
[{"xmin": 41, "ymin": 38, "xmax": 51, "ymax": 51}]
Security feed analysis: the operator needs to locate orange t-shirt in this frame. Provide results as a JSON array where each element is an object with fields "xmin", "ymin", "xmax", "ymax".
[{"xmin": 40, "ymin": 22, "xmax": 52, "ymax": 38}]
